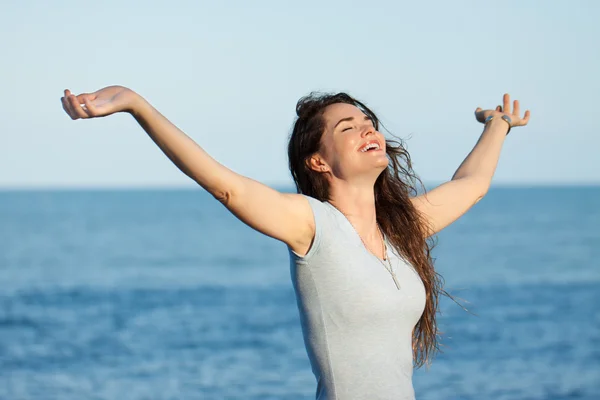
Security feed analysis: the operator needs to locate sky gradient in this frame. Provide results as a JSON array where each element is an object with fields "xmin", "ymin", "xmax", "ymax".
[{"xmin": 2, "ymin": 1, "xmax": 598, "ymax": 188}]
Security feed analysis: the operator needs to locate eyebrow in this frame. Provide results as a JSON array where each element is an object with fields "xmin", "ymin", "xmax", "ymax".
[{"xmin": 333, "ymin": 115, "xmax": 372, "ymax": 129}]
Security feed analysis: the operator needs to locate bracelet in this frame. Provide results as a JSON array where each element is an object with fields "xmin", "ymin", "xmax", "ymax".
[{"xmin": 484, "ymin": 115, "xmax": 512, "ymax": 135}]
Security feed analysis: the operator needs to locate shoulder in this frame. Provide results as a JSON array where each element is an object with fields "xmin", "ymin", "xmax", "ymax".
[{"xmin": 284, "ymin": 194, "xmax": 332, "ymax": 258}]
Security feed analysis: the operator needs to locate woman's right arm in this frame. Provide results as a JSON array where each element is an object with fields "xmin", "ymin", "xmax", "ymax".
[{"xmin": 61, "ymin": 86, "xmax": 315, "ymax": 254}]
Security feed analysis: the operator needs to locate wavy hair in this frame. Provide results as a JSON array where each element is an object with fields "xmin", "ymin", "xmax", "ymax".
[{"xmin": 287, "ymin": 92, "xmax": 446, "ymax": 367}]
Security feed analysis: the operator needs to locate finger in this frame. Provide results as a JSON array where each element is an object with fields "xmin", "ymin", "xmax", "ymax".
[
  {"xmin": 61, "ymin": 96, "xmax": 76, "ymax": 119},
  {"xmin": 68, "ymin": 94, "xmax": 88, "ymax": 119},
  {"xmin": 62, "ymin": 93, "xmax": 78, "ymax": 119},
  {"xmin": 503, "ymin": 93, "xmax": 510, "ymax": 114},
  {"xmin": 62, "ymin": 89, "xmax": 78, "ymax": 118},
  {"xmin": 474, "ymin": 107, "xmax": 484, "ymax": 122},
  {"xmin": 513, "ymin": 100, "xmax": 520, "ymax": 117},
  {"xmin": 76, "ymin": 92, "xmax": 95, "ymax": 103},
  {"xmin": 81, "ymin": 95, "xmax": 97, "ymax": 117},
  {"xmin": 522, "ymin": 109, "xmax": 531, "ymax": 124}
]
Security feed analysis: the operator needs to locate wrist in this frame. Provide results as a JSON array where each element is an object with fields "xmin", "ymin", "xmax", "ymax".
[
  {"xmin": 126, "ymin": 91, "xmax": 149, "ymax": 116},
  {"xmin": 484, "ymin": 114, "xmax": 511, "ymax": 135}
]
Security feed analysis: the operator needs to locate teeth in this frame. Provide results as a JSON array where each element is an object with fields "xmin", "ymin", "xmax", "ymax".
[{"xmin": 360, "ymin": 143, "xmax": 380, "ymax": 152}]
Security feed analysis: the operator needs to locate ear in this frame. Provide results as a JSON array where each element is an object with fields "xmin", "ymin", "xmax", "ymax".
[{"xmin": 306, "ymin": 153, "xmax": 329, "ymax": 173}]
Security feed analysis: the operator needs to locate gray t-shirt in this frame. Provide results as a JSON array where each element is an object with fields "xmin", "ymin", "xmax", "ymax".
[{"xmin": 288, "ymin": 195, "xmax": 426, "ymax": 400}]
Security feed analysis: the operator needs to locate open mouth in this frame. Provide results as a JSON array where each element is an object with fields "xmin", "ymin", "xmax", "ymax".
[{"xmin": 359, "ymin": 142, "xmax": 382, "ymax": 153}]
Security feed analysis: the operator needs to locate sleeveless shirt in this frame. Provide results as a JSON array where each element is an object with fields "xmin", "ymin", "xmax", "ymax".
[{"xmin": 287, "ymin": 195, "xmax": 426, "ymax": 400}]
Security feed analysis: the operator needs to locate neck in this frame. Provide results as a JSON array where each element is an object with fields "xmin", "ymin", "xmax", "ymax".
[{"xmin": 327, "ymin": 181, "xmax": 379, "ymax": 242}]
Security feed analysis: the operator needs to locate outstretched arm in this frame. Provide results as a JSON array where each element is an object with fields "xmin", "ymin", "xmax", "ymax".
[
  {"xmin": 60, "ymin": 86, "xmax": 315, "ymax": 253},
  {"xmin": 410, "ymin": 93, "xmax": 531, "ymax": 237}
]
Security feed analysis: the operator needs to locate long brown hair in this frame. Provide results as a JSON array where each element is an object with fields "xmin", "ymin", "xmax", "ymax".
[{"xmin": 287, "ymin": 92, "xmax": 445, "ymax": 367}]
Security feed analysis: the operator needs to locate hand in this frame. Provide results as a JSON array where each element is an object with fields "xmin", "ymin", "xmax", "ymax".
[
  {"xmin": 474, "ymin": 93, "xmax": 531, "ymax": 128},
  {"xmin": 60, "ymin": 85, "xmax": 139, "ymax": 120}
]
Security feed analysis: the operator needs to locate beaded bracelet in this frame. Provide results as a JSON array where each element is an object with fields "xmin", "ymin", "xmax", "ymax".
[{"xmin": 484, "ymin": 115, "xmax": 512, "ymax": 135}]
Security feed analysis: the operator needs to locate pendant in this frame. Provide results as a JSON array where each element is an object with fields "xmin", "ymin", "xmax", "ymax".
[
  {"xmin": 382, "ymin": 240, "xmax": 400, "ymax": 290},
  {"xmin": 391, "ymin": 272, "xmax": 401, "ymax": 290},
  {"xmin": 384, "ymin": 253, "xmax": 401, "ymax": 290}
]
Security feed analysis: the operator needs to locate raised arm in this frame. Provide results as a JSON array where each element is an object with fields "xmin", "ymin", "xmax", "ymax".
[
  {"xmin": 410, "ymin": 93, "xmax": 531, "ymax": 237},
  {"xmin": 60, "ymin": 86, "xmax": 315, "ymax": 254}
]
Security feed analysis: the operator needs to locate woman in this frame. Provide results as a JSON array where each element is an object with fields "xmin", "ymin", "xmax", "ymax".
[{"xmin": 60, "ymin": 87, "xmax": 530, "ymax": 399}]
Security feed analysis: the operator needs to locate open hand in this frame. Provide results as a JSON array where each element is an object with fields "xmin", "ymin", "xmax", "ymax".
[
  {"xmin": 474, "ymin": 93, "xmax": 531, "ymax": 128},
  {"xmin": 60, "ymin": 86, "xmax": 138, "ymax": 120}
]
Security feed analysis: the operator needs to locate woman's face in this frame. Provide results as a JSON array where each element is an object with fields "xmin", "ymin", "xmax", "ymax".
[{"xmin": 314, "ymin": 103, "xmax": 388, "ymax": 180}]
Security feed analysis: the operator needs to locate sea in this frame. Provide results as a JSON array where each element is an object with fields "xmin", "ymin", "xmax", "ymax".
[{"xmin": 0, "ymin": 186, "xmax": 598, "ymax": 400}]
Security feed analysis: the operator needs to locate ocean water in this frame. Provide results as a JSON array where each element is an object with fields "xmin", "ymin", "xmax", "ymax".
[{"xmin": 0, "ymin": 187, "xmax": 598, "ymax": 400}]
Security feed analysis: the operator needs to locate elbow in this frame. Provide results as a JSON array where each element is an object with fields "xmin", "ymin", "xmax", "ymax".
[
  {"xmin": 193, "ymin": 172, "xmax": 241, "ymax": 206},
  {"xmin": 474, "ymin": 183, "xmax": 489, "ymax": 204},
  {"xmin": 453, "ymin": 176, "xmax": 490, "ymax": 203},
  {"xmin": 474, "ymin": 193, "xmax": 485, "ymax": 204},
  {"xmin": 199, "ymin": 176, "xmax": 236, "ymax": 206},
  {"xmin": 209, "ymin": 176, "xmax": 244, "ymax": 206},
  {"xmin": 211, "ymin": 187, "xmax": 234, "ymax": 206},
  {"xmin": 464, "ymin": 176, "xmax": 489, "ymax": 204},
  {"xmin": 479, "ymin": 183, "xmax": 490, "ymax": 198}
]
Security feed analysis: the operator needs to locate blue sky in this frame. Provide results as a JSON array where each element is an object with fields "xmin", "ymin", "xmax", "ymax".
[{"xmin": 1, "ymin": 1, "xmax": 598, "ymax": 188}]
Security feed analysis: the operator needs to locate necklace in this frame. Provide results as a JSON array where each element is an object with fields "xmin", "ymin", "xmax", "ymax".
[
  {"xmin": 328, "ymin": 202, "xmax": 401, "ymax": 290},
  {"xmin": 374, "ymin": 225, "xmax": 402, "ymax": 290}
]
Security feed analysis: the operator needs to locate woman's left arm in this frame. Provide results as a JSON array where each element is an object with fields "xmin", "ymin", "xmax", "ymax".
[{"xmin": 410, "ymin": 93, "xmax": 530, "ymax": 237}]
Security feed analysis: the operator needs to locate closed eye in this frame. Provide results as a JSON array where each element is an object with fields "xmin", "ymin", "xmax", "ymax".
[{"xmin": 335, "ymin": 115, "xmax": 373, "ymax": 132}]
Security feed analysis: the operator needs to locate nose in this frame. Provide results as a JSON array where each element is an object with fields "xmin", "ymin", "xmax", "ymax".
[{"xmin": 361, "ymin": 124, "xmax": 376, "ymax": 137}]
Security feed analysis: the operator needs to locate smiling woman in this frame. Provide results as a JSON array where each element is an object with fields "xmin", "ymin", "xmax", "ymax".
[{"xmin": 60, "ymin": 86, "xmax": 529, "ymax": 400}]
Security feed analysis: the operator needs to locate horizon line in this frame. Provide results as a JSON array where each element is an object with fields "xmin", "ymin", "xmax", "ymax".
[{"xmin": 1, "ymin": 181, "xmax": 599, "ymax": 192}]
